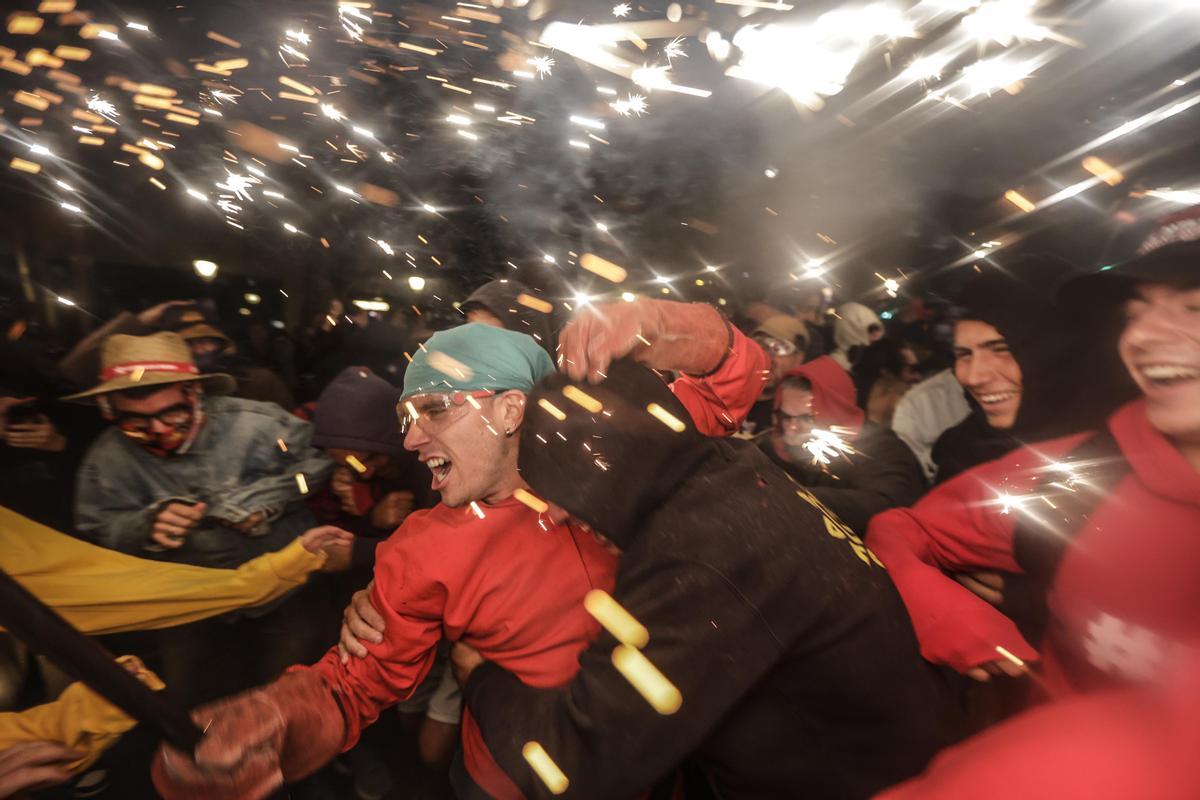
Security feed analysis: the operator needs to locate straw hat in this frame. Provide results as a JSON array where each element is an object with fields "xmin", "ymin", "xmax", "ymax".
[{"xmin": 63, "ymin": 331, "xmax": 236, "ymax": 401}]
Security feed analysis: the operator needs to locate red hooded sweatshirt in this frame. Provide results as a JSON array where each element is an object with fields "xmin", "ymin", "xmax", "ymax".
[
  {"xmin": 877, "ymin": 646, "xmax": 1200, "ymax": 800},
  {"xmin": 777, "ymin": 356, "xmax": 866, "ymax": 428},
  {"xmin": 866, "ymin": 399, "xmax": 1200, "ymax": 697}
]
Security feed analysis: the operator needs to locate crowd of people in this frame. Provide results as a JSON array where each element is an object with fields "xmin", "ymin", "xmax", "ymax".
[{"xmin": 0, "ymin": 204, "xmax": 1197, "ymax": 800}]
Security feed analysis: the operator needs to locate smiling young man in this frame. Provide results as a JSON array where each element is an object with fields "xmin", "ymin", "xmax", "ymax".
[
  {"xmin": 926, "ymin": 256, "xmax": 1130, "ymax": 484},
  {"xmin": 865, "ymin": 206, "xmax": 1200, "ymax": 701},
  {"xmin": 70, "ymin": 332, "xmax": 336, "ymax": 708},
  {"xmin": 866, "ymin": 208, "xmax": 1200, "ymax": 799}
]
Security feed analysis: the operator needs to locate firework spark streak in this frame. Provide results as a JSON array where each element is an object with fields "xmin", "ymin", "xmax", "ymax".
[{"xmin": 803, "ymin": 427, "xmax": 857, "ymax": 466}]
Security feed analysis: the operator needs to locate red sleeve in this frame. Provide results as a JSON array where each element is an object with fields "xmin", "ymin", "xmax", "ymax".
[
  {"xmin": 303, "ymin": 524, "xmax": 445, "ymax": 750},
  {"xmin": 876, "ymin": 659, "xmax": 1200, "ymax": 800},
  {"xmin": 865, "ymin": 435, "xmax": 1088, "ymax": 672},
  {"xmin": 670, "ymin": 326, "xmax": 769, "ymax": 437}
]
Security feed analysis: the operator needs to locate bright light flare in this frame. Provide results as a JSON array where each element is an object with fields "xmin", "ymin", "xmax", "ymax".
[
  {"xmin": 961, "ymin": 0, "xmax": 1049, "ymax": 47},
  {"xmin": 960, "ymin": 56, "xmax": 1035, "ymax": 97}
]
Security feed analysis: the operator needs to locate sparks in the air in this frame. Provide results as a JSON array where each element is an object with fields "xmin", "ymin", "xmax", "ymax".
[
  {"xmin": 961, "ymin": 0, "xmax": 1050, "ymax": 47},
  {"xmin": 804, "ymin": 428, "xmax": 857, "ymax": 466},
  {"xmin": 611, "ymin": 93, "xmax": 648, "ymax": 116},
  {"xmin": 87, "ymin": 95, "xmax": 119, "ymax": 120},
  {"xmin": 530, "ymin": 55, "xmax": 555, "ymax": 78},
  {"xmin": 664, "ymin": 37, "xmax": 688, "ymax": 62},
  {"xmin": 285, "ymin": 28, "xmax": 311, "ymax": 46},
  {"xmin": 632, "ymin": 64, "xmax": 672, "ymax": 91},
  {"xmin": 217, "ymin": 171, "xmax": 260, "ymax": 203},
  {"xmin": 321, "ymin": 104, "xmax": 346, "ymax": 122},
  {"xmin": 613, "ymin": 3, "xmax": 631, "ymax": 17}
]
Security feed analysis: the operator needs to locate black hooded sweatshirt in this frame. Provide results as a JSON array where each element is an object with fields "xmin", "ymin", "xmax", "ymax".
[
  {"xmin": 464, "ymin": 360, "xmax": 956, "ymax": 800},
  {"xmin": 932, "ymin": 256, "xmax": 1136, "ymax": 483}
]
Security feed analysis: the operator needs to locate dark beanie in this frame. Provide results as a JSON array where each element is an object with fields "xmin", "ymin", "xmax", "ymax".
[
  {"xmin": 312, "ymin": 366, "xmax": 405, "ymax": 457},
  {"xmin": 460, "ymin": 279, "xmax": 556, "ymax": 355}
]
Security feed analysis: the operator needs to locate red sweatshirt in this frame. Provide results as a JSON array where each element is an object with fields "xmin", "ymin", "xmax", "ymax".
[
  {"xmin": 877, "ymin": 648, "xmax": 1200, "ymax": 800},
  {"xmin": 304, "ymin": 499, "xmax": 619, "ymax": 798},
  {"xmin": 670, "ymin": 326, "xmax": 769, "ymax": 437},
  {"xmin": 866, "ymin": 399, "xmax": 1200, "ymax": 696}
]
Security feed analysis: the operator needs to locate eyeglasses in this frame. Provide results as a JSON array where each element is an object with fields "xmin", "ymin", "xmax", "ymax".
[
  {"xmin": 397, "ymin": 389, "xmax": 497, "ymax": 435},
  {"xmin": 114, "ymin": 402, "xmax": 194, "ymax": 434},
  {"xmin": 753, "ymin": 334, "xmax": 797, "ymax": 359},
  {"xmin": 776, "ymin": 410, "xmax": 815, "ymax": 429}
]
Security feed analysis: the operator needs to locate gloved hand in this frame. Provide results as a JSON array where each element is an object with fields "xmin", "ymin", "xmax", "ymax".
[
  {"xmin": 558, "ymin": 299, "xmax": 730, "ymax": 383},
  {"xmin": 152, "ymin": 670, "xmax": 345, "ymax": 800}
]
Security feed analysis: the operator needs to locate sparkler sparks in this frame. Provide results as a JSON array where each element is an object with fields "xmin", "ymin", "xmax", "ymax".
[
  {"xmin": 87, "ymin": 95, "xmax": 119, "ymax": 120},
  {"xmin": 663, "ymin": 37, "xmax": 688, "ymax": 61},
  {"xmin": 803, "ymin": 427, "xmax": 857, "ymax": 466},
  {"xmin": 960, "ymin": 56, "xmax": 1035, "ymax": 97},
  {"xmin": 530, "ymin": 55, "xmax": 555, "ymax": 78},
  {"xmin": 632, "ymin": 64, "xmax": 672, "ymax": 91},
  {"xmin": 611, "ymin": 93, "xmax": 648, "ymax": 116},
  {"xmin": 320, "ymin": 104, "xmax": 346, "ymax": 122},
  {"xmin": 217, "ymin": 171, "xmax": 260, "ymax": 203},
  {"xmin": 961, "ymin": 0, "xmax": 1049, "ymax": 47},
  {"xmin": 612, "ymin": 3, "xmax": 631, "ymax": 17}
]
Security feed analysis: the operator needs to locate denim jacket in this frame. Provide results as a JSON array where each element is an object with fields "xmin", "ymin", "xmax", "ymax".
[{"xmin": 75, "ymin": 396, "xmax": 334, "ymax": 571}]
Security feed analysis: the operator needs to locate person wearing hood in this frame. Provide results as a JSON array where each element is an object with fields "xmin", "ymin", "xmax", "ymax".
[
  {"xmin": 306, "ymin": 366, "xmax": 435, "ymax": 573},
  {"xmin": 929, "ymin": 256, "xmax": 1134, "ymax": 484},
  {"xmin": 760, "ymin": 356, "xmax": 924, "ymax": 534},
  {"xmin": 741, "ymin": 314, "xmax": 809, "ymax": 434},
  {"xmin": 460, "ymin": 279, "xmax": 557, "ymax": 356},
  {"xmin": 831, "ymin": 301, "xmax": 884, "ymax": 371},
  {"xmin": 432, "ymin": 360, "xmax": 956, "ymax": 800},
  {"xmin": 864, "ymin": 204, "xmax": 1200, "ymax": 789}
]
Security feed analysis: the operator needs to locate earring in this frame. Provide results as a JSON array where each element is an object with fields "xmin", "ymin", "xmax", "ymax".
[{"xmin": 505, "ymin": 428, "xmax": 514, "ymax": 437}]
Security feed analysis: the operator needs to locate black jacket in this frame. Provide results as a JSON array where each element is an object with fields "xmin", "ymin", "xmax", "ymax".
[
  {"xmin": 759, "ymin": 421, "xmax": 924, "ymax": 534},
  {"xmin": 465, "ymin": 361, "xmax": 956, "ymax": 800}
]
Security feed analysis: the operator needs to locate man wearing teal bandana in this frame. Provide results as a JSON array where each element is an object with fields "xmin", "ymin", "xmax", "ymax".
[
  {"xmin": 153, "ymin": 322, "xmax": 620, "ymax": 800},
  {"xmin": 398, "ymin": 324, "xmax": 554, "ymax": 508},
  {"xmin": 155, "ymin": 303, "xmax": 771, "ymax": 800}
]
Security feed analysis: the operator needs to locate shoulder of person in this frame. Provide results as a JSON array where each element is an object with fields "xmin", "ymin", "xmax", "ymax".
[
  {"xmin": 82, "ymin": 424, "xmax": 132, "ymax": 459},
  {"xmin": 209, "ymin": 394, "xmax": 298, "ymax": 422}
]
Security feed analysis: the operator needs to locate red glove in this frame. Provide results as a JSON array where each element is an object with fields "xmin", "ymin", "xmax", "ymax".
[
  {"xmin": 152, "ymin": 670, "xmax": 345, "ymax": 800},
  {"xmin": 558, "ymin": 299, "xmax": 730, "ymax": 383}
]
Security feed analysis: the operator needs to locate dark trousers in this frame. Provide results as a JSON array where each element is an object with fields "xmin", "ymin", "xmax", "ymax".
[{"xmin": 156, "ymin": 581, "xmax": 336, "ymax": 710}]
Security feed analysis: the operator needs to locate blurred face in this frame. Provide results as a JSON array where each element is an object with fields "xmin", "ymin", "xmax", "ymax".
[
  {"xmin": 898, "ymin": 347, "xmax": 921, "ymax": 385},
  {"xmin": 326, "ymin": 448, "xmax": 389, "ymax": 479},
  {"xmin": 401, "ymin": 390, "xmax": 525, "ymax": 507},
  {"xmin": 188, "ymin": 338, "xmax": 225, "ymax": 357},
  {"xmin": 108, "ymin": 383, "xmax": 201, "ymax": 454},
  {"xmin": 466, "ymin": 308, "xmax": 504, "ymax": 328},
  {"xmin": 954, "ymin": 319, "xmax": 1022, "ymax": 430},
  {"xmin": 755, "ymin": 334, "xmax": 801, "ymax": 388},
  {"xmin": 776, "ymin": 384, "xmax": 815, "ymax": 443},
  {"xmin": 1120, "ymin": 284, "xmax": 1200, "ymax": 443}
]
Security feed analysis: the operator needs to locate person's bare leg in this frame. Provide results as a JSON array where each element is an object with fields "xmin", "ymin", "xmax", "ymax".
[{"xmin": 417, "ymin": 718, "xmax": 460, "ymax": 770}]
